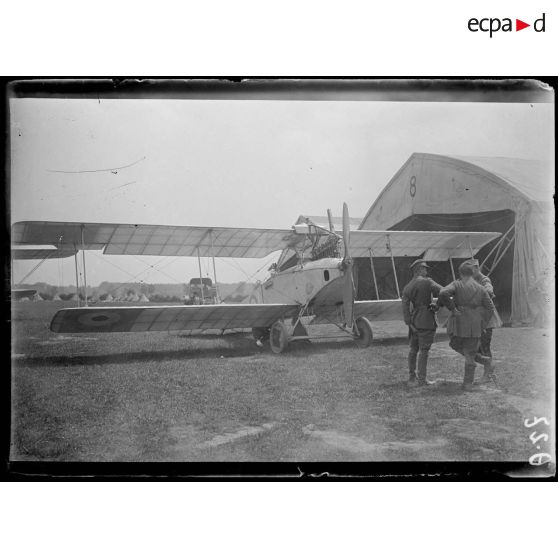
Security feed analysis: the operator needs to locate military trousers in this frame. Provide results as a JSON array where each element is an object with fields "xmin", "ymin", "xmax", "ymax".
[
  {"xmin": 479, "ymin": 328, "xmax": 493, "ymax": 358},
  {"xmin": 408, "ymin": 328, "xmax": 435, "ymax": 380},
  {"xmin": 449, "ymin": 335, "xmax": 491, "ymax": 384}
]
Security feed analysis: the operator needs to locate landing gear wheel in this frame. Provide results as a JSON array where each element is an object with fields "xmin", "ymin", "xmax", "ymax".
[
  {"xmin": 269, "ymin": 320, "xmax": 289, "ymax": 353},
  {"xmin": 252, "ymin": 327, "xmax": 270, "ymax": 342},
  {"xmin": 354, "ymin": 317, "xmax": 373, "ymax": 348}
]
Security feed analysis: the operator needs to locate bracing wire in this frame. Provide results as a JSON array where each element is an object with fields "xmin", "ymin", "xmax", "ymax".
[
  {"xmin": 219, "ymin": 257, "xmax": 250, "ymax": 279},
  {"xmin": 89, "ymin": 252, "xmax": 165, "ymax": 300},
  {"xmin": 89, "ymin": 252, "xmax": 196, "ymax": 300},
  {"xmin": 129, "ymin": 255, "xmax": 187, "ymax": 284},
  {"xmin": 18, "ymin": 252, "xmax": 55, "ymax": 285},
  {"xmin": 87, "ymin": 249, "xmax": 282, "ymax": 304},
  {"xmin": 219, "ymin": 253, "xmax": 304, "ymax": 305}
]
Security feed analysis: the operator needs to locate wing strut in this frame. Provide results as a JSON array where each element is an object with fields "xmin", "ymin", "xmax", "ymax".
[
  {"xmin": 486, "ymin": 232, "xmax": 515, "ymax": 277},
  {"xmin": 196, "ymin": 247, "xmax": 204, "ymax": 305},
  {"xmin": 480, "ymin": 223, "xmax": 515, "ymax": 273},
  {"xmin": 341, "ymin": 203, "xmax": 354, "ymax": 327},
  {"xmin": 81, "ymin": 225, "xmax": 88, "ymax": 306},
  {"xmin": 386, "ymin": 234, "xmax": 401, "ymax": 298},
  {"xmin": 74, "ymin": 246, "xmax": 80, "ymax": 307},
  {"xmin": 449, "ymin": 256, "xmax": 456, "ymax": 281},
  {"xmin": 368, "ymin": 248, "xmax": 380, "ymax": 300},
  {"xmin": 209, "ymin": 230, "xmax": 220, "ymax": 303}
]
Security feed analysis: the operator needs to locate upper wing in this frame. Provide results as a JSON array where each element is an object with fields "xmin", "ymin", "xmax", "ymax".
[
  {"xmin": 11, "ymin": 245, "xmax": 78, "ymax": 260},
  {"xmin": 50, "ymin": 303, "xmax": 300, "ymax": 333},
  {"xmin": 12, "ymin": 222, "xmax": 500, "ymax": 260},
  {"xmin": 349, "ymin": 230, "xmax": 501, "ymax": 260},
  {"xmin": 12, "ymin": 221, "xmax": 298, "ymax": 259}
]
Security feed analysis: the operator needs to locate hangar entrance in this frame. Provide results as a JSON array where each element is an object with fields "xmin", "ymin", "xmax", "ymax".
[{"xmin": 356, "ymin": 209, "xmax": 516, "ymax": 322}]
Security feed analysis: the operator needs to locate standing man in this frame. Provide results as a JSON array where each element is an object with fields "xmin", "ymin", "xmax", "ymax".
[
  {"xmin": 438, "ymin": 261, "xmax": 496, "ymax": 391},
  {"xmin": 401, "ymin": 259, "xmax": 442, "ymax": 387},
  {"xmin": 469, "ymin": 259, "xmax": 502, "ymax": 371}
]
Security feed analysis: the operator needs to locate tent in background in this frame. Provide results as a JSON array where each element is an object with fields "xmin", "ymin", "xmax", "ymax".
[{"xmin": 358, "ymin": 153, "xmax": 553, "ymax": 326}]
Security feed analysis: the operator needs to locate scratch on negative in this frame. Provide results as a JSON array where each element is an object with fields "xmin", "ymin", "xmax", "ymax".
[
  {"xmin": 109, "ymin": 181, "xmax": 137, "ymax": 191},
  {"xmin": 46, "ymin": 156, "xmax": 146, "ymax": 174}
]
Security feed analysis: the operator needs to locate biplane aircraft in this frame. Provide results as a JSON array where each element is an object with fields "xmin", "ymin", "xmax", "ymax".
[{"xmin": 11, "ymin": 204, "xmax": 500, "ymax": 353}]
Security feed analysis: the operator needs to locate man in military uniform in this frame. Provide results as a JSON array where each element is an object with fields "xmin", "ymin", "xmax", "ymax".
[
  {"xmin": 469, "ymin": 258, "xmax": 502, "ymax": 357},
  {"xmin": 470, "ymin": 258, "xmax": 503, "ymax": 383},
  {"xmin": 438, "ymin": 261, "xmax": 496, "ymax": 391},
  {"xmin": 401, "ymin": 259, "xmax": 442, "ymax": 386}
]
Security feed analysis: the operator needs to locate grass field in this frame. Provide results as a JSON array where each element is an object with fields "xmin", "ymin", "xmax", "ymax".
[{"xmin": 10, "ymin": 300, "xmax": 555, "ymax": 463}]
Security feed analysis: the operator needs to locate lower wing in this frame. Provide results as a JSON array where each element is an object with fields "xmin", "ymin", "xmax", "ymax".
[
  {"xmin": 50, "ymin": 303, "xmax": 300, "ymax": 333},
  {"xmin": 311, "ymin": 299, "xmax": 403, "ymax": 325}
]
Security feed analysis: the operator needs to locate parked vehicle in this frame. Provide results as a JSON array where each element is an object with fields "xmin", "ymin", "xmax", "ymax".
[{"xmin": 184, "ymin": 277, "xmax": 218, "ymax": 305}]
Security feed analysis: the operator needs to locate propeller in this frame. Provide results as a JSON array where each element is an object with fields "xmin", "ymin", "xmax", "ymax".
[
  {"xmin": 327, "ymin": 208, "xmax": 335, "ymax": 232},
  {"xmin": 341, "ymin": 202, "xmax": 355, "ymax": 329}
]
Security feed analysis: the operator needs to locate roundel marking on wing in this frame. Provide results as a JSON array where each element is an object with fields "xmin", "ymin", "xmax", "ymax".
[{"xmin": 77, "ymin": 311, "xmax": 121, "ymax": 327}]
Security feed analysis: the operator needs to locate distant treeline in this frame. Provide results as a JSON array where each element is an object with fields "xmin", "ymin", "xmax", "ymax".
[{"xmin": 18, "ymin": 281, "xmax": 255, "ymax": 302}]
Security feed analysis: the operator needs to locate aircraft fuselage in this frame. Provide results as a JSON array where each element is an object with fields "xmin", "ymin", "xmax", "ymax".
[{"xmin": 249, "ymin": 258, "xmax": 346, "ymax": 308}]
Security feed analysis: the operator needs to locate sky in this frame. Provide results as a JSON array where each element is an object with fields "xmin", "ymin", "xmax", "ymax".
[{"xmin": 10, "ymin": 97, "xmax": 554, "ymax": 287}]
